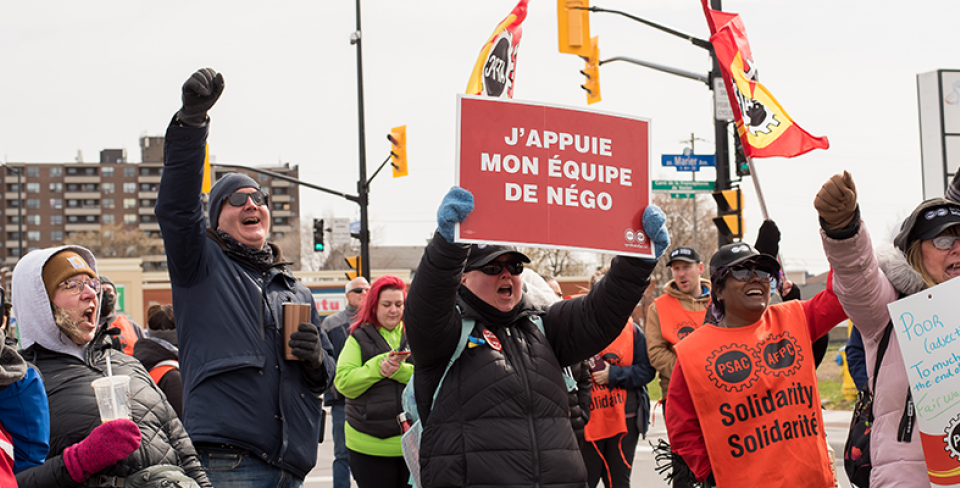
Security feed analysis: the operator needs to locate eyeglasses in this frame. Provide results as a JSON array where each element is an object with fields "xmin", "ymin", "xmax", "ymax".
[
  {"xmin": 224, "ymin": 190, "xmax": 268, "ymax": 207},
  {"xmin": 469, "ymin": 261, "xmax": 524, "ymax": 276},
  {"xmin": 931, "ymin": 235, "xmax": 960, "ymax": 251},
  {"xmin": 728, "ymin": 265, "xmax": 776, "ymax": 283},
  {"xmin": 348, "ymin": 287, "xmax": 370, "ymax": 294},
  {"xmin": 60, "ymin": 277, "xmax": 102, "ymax": 295}
]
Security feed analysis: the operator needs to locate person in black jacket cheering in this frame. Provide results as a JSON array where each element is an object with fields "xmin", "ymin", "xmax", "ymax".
[
  {"xmin": 404, "ymin": 187, "xmax": 668, "ymax": 488},
  {"xmin": 154, "ymin": 68, "xmax": 335, "ymax": 488},
  {"xmin": 12, "ymin": 245, "xmax": 210, "ymax": 488}
]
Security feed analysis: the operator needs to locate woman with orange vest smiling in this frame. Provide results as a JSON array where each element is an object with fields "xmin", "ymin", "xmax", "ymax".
[{"xmin": 664, "ymin": 242, "xmax": 847, "ymax": 487}]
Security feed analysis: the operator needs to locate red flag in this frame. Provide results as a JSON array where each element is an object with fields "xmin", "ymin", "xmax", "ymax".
[
  {"xmin": 465, "ymin": 0, "xmax": 528, "ymax": 99},
  {"xmin": 701, "ymin": 1, "xmax": 828, "ymax": 158}
]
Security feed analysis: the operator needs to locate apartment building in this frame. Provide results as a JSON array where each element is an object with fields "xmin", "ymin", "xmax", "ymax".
[{"xmin": 3, "ymin": 136, "xmax": 302, "ymax": 270}]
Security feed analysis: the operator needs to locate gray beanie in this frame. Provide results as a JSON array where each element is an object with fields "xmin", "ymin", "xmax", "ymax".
[{"xmin": 208, "ymin": 173, "xmax": 261, "ymax": 229}]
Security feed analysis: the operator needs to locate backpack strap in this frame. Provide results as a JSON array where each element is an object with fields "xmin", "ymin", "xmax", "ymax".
[
  {"xmin": 431, "ymin": 318, "xmax": 475, "ymax": 409},
  {"xmin": 872, "ymin": 319, "xmax": 914, "ymax": 442}
]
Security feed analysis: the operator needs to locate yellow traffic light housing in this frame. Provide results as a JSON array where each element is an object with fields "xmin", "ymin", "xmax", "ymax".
[
  {"xmin": 712, "ymin": 189, "xmax": 744, "ymax": 245},
  {"xmin": 345, "ymin": 255, "xmax": 362, "ymax": 280},
  {"xmin": 388, "ymin": 126, "xmax": 407, "ymax": 178},
  {"xmin": 557, "ymin": 0, "xmax": 590, "ymax": 57},
  {"xmin": 580, "ymin": 37, "xmax": 601, "ymax": 105}
]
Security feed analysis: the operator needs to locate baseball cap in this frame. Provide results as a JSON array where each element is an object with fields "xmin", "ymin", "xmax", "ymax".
[
  {"xmin": 709, "ymin": 242, "xmax": 779, "ymax": 275},
  {"xmin": 908, "ymin": 203, "xmax": 960, "ymax": 242},
  {"xmin": 667, "ymin": 246, "xmax": 700, "ymax": 265},
  {"xmin": 465, "ymin": 244, "xmax": 530, "ymax": 270}
]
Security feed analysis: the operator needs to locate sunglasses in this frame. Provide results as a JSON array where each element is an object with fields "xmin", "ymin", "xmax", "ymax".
[
  {"xmin": 931, "ymin": 235, "xmax": 960, "ymax": 251},
  {"xmin": 348, "ymin": 287, "xmax": 370, "ymax": 294},
  {"xmin": 224, "ymin": 190, "xmax": 268, "ymax": 207},
  {"xmin": 469, "ymin": 260, "xmax": 524, "ymax": 276},
  {"xmin": 60, "ymin": 277, "xmax": 102, "ymax": 295},
  {"xmin": 728, "ymin": 265, "xmax": 776, "ymax": 283}
]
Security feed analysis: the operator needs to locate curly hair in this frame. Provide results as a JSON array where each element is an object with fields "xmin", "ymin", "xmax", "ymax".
[{"xmin": 349, "ymin": 275, "xmax": 407, "ymax": 333}]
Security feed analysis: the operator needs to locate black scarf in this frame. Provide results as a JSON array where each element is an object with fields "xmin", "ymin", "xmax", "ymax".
[
  {"xmin": 458, "ymin": 285, "xmax": 525, "ymax": 326},
  {"xmin": 218, "ymin": 230, "xmax": 276, "ymax": 272}
]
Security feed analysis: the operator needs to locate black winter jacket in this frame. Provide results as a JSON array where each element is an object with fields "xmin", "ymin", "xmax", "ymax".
[
  {"xmin": 16, "ymin": 341, "xmax": 209, "ymax": 488},
  {"xmin": 345, "ymin": 325, "xmax": 409, "ymax": 438},
  {"xmin": 405, "ymin": 232, "xmax": 654, "ymax": 488},
  {"xmin": 132, "ymin": 337, "xmax": 183, "ymax": 419},
  {"xmin": 567, "ymin": 361, "xmax": 592, "ymax": 447}
]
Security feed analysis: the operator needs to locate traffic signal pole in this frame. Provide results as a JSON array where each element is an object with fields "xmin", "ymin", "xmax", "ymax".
[{"xmin": 352, "ymin": 0, "xmax": 371, "ymax": 280}]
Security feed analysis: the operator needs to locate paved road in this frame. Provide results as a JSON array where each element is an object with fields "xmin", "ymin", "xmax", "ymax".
[{"xmin": 304, "ymin": 407, "xmax": 853, "ymax": 487}]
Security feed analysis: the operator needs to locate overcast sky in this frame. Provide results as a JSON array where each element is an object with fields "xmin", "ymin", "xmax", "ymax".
[{"xmin": 2, "ymin": 1, "xmax": 956, "ymax": 274}]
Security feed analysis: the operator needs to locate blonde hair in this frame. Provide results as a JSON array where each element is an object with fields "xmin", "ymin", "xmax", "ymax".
[{"xmin": 906, "ymin": 239, "xmax": 938, "ymax": 288}]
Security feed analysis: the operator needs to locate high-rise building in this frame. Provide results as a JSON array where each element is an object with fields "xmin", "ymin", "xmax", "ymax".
[{"xmin": 2, "ymin": 136, "xmax": 302, "ymax": 270}]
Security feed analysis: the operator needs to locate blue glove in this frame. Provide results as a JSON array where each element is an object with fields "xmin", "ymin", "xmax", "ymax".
[
  {"xmin": 642, "ymin": 204, "xmax": 669, "ymax": 259},
  {"xmin": 437, "ymin": 187, "xmax": 474, "ymax": 243}
]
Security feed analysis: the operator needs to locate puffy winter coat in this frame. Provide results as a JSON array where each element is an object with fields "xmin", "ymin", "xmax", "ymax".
[
  {"xmin": 17, "ymin": 338, "xmax": 209, "ymax": 487},
  {"xmin": 404, "ymin": 232, "xmax": 655, "ymax": 488},
  {"xmin": 821, "ymin": 222, "xmax": 926, "ymax": 487}
]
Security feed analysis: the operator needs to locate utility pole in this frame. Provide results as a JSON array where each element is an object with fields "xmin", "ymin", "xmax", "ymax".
[{"xmin": 351, "ymin": 0, "xmax": 371, "ymax": 280}]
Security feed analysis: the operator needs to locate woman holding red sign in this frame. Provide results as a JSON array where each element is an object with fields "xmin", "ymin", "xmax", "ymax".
[{"xmin": 334, "ymin": 275, "xmax": 412, "ymax": 488}]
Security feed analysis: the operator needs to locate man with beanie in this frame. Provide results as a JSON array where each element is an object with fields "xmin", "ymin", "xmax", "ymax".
[
  {"xmin": 13, "ymin": 246, "xmax": 209, "ymax": 487},
  {"xmin": 155, "ymin": 68, "xmax": 335, "ymax": 488},
  {"xmin": 97, "ymin": 275, "xmax": 144, "ymax": 355},
  {"xmin": 321, "ymin": 276, "xmax": 369, "ymax": 488}
]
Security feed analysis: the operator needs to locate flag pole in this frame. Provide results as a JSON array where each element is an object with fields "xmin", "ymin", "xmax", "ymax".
[{"xmin": 744, "ymin": 154, "xmax": 769, "ymax": 220}]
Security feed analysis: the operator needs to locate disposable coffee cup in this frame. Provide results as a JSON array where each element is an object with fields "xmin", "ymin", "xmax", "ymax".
[
  {"xmin": 91, "ymin": 375, "xmax": 132, "ymax": 423},
  {"xmin": 283, "ymin": 303, "xmax": 312, "ymax": 361}
]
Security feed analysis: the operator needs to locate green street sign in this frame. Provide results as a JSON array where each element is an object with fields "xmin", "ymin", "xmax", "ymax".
[{"xmin": 652, "ymin": 180, "xmax": 715, "ymax": 193}]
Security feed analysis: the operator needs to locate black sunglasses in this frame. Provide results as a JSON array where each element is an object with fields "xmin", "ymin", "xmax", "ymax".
[
  {"xmin": 469, "ymin": 261, "xmax": 524, "ymax": 276},
  {"xmin": 728, "ymin": 265, "xmax": 776, "ymax": 283},
  {"xmin": 347, "ymin": 287, "xmax": 369, "ymax": 294},
  {"xmin": 224, "ymin": 190, "xmax": 268, "ymax": 207}
]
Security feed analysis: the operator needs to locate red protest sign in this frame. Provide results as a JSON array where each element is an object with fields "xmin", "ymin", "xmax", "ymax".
[{"xmin": 455, "ymin": 95, "xmax": 652, "ymax": 258}]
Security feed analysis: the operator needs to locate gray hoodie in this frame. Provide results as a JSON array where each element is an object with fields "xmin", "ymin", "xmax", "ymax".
[{"xmin": 13, "ymin": 245, "xmax": 99, "ymax": 362}]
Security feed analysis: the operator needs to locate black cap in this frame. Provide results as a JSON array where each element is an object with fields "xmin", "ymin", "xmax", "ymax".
[
  {"xmin": 908, "ymin": 204, "xmax": 960, "ymax": 242},
  {"xmin": 667, "ymin": 246, "xmax": 700, "ymax": 265},
  {"xmin": 465, "ymin": 244, "xmax": 531, "ymax": 269},
  {"xmin": 709, "ymin": 242, "xmax": 779, "ymax": 275}
]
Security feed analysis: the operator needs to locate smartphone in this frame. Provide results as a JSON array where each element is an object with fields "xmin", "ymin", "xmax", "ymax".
[{"xmin": 392, "ymin": 349, "xmax": 411, "ymax": 356}]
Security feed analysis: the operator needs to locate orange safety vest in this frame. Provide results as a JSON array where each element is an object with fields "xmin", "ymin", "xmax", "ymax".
[
  {"xmin": 584, "ymin": 320, "xmax": 634, "ymax": 442},
  {"xmin": 108, "ymin": 315, "xmax": 140, "ymax": 356},
  {"xmin": 149, "ymin": 360, "xmax": 179, "ymax": 385},
  {"xmin": 674, "ymin": 301, "xmax": 832, "ymax": 488},
  {"xmin": 0, "ymin": 424, "xmax": 16, "ymax": 488},
  {"xmin": 655, "ymin": 294, "xmax": 707, "ymax": 345}
]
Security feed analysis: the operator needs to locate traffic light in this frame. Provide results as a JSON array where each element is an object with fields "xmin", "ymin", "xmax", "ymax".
[
  {"xmin": 345, "ymin": 255, "xmax": 362, "ymax": 280},
  {"xmin": 712, "ymin": 188, "xmax": 743, "ymax": 245},
  {"xmin": 388, "ymin": 126, "xmax": 407, "ymax": 178},
  {"xmin": 312, "ymin": 218, "xmax": 325, "ymax": 252},
  {"xmin": 734, "ymin": 136, "xmax": 751, "ymax": 177},
  {"xmin": 580, "ymin": 37, "xmax": 601, "ymax": 105},
  {"xmin": 557, "ymin": 0, "xmax": 590, "ymax": 57}
]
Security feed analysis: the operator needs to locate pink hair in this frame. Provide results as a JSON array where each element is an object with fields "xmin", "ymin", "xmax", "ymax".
[{"xmin": 349, "ymin": 274, "xmax": 407, "ymax": 334}]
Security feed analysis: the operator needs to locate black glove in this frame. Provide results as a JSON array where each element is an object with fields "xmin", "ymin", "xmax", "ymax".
[
  {"xmin": 177, "ymin": 68, "xmax": 224, "ymax": 127},
  {"xmin": 289, "ymin": 322, "xmax": 325, "ymax": 384},
  {"xmin": 754, "ymin": 220, "xmax": 780, "ymax": 257}
]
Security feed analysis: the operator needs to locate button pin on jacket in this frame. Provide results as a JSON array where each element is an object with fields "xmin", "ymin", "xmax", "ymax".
[{"xmin": 482, "ymin": 329, "xmax": 501, "ymax": 351}]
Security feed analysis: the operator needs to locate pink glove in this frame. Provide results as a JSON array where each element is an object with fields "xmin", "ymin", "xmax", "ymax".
[{"xmin": 63, "ymin": 419, "xmax": 141, "ymax": 483}]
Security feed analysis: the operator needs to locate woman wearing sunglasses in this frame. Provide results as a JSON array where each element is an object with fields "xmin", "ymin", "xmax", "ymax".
[
  {"xmin": 816, "ymin": 172, "xmax": 960, "ymax": 487},
  {"xmin": 664, "ymin": 242, "xmax": 847, "ymax": 488}
]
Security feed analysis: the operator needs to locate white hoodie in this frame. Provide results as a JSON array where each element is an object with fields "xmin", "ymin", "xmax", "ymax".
[{"xmin": 12, "ymin": 245, "xmax": 98, "ymax": 361}]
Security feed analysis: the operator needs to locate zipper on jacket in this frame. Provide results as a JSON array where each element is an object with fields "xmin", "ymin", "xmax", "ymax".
[{"xmin": 501, "ymin": 323, "xmax": 541, "ymax": 487}]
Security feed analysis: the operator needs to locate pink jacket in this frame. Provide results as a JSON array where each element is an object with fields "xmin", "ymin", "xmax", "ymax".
[{"xmin": 821, "ymin": 224, "xmax": 927, "ymax": 487}]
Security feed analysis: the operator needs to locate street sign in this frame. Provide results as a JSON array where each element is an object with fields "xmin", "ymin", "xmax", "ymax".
[
  {"xmin": 652, "ymin": 180, "xmax": 715, "ymax": 193},
  {"xmin": 661, "ymin": 153, "xmax": 717, "ymax": 172},
  {"xmin": 669, "ymin": 193, "xmax": 696, "ymax": 199},
  {"xmin": 714, "ymin": 77, "xmax": 734, "ymax": 121},
  {"xmin": 331, "ymin": 217, "xmax": 351, "ymax": 248}
]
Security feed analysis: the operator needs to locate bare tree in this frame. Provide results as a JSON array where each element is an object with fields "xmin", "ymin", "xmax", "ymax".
[
  {"xmin": 649, "ymin": 193, "xmax": 719, "ymax": 292},
  {"xmin": 516, "ymin": 247, "xmax": 588, "ymax": 278},
  {"xmin": 65, "ymin": 224, "xmax": 163, "ymax": 258}
]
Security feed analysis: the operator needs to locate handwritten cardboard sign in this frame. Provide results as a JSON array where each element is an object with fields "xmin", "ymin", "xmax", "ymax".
[
  {"xmin": 455, "ymin": 95, "xmax": 653, "ymax": 258},
  {"xmin": 887, "ymin": 277, "xmax": 960, "ymax": 486}
]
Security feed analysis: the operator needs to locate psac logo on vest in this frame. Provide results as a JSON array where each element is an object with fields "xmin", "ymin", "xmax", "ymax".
[
  {"xmin": 758, "ymin": 332, "xmax": 803, "ymax": 377},
  {"xmin": 706, "ymin": 344, "xmax": 759, "ymax": 392},
  {"xmin": 675, "ymin": 320, "xmax": 697, "ymax": 341}
]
